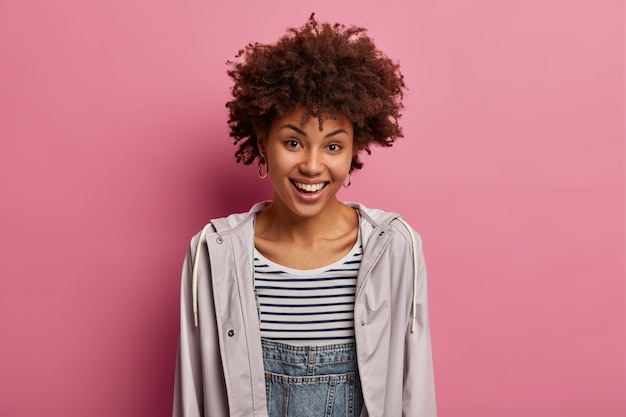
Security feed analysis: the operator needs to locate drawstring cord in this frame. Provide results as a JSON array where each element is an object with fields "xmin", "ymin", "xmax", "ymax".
[
  {"xmin": 396, "ymin": 218, "xmax": 419, "ymax": 333},
  {"xmin": 192, "ymin": 223, "xmax": 213, "ymax": 327}
]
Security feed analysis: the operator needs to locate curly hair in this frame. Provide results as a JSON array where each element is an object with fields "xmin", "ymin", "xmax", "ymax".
[{"xmin": 226, "ymin": 13, "xmax": 406, "ymax": 171}]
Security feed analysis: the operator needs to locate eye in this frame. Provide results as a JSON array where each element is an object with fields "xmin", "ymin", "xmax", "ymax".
[
  {"xmin": 327, "ymin": 143, "xmax": 342, "ymax": 152},
  {"xmin": 285, "ymin": 139, "xmax": 301, "ymax": 148}
]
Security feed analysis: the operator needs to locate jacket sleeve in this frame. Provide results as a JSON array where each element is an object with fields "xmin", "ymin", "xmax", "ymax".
[
  {"xmin": 402, "ymin": 230, "xmax": 437, "ymax": 416},
  {"xmin": 173, "ymin": 244, "xmax": 204, "ymax": 417}
]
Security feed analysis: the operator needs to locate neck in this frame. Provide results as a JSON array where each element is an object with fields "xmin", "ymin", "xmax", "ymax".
[{"xmin": 256, "ymin": 198, "xmax": 356, "ymax": 243}]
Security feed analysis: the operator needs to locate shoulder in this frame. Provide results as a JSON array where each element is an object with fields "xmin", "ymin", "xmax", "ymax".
[
  {"xmin": 388, "ymin": 218, "xmax": 423, "ymax": 249},
  {"xmin": 188, "ymin": 201, "xmax": 270, "ymax": 244},
  {"xmin": 349, "ymin": 201, "xmax": 423, "ymax": 246}
]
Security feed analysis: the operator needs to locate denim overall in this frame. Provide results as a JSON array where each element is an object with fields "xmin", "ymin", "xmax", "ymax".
[{"xmin": 261, "ymin": 339, "xmax": 364, "ymax": 417}]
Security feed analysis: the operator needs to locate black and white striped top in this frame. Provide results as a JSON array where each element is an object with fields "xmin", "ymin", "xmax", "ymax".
[{"xmin": 254, "ymin": 235, "xmax": 363, "ymax": 346}]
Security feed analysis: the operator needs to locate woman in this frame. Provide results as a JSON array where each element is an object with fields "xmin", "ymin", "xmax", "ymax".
[{"xmin": 173, "ymin": 14, "xmax": 436, "ymax": 417}]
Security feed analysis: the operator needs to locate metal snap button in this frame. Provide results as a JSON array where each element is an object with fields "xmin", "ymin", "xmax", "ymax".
[
  {"xmin": 216, "ymin": 237, "xmax": 223, "ymax": 244},
  {"xmin": 227, "ymin": 329, "xmax": 235, "ymax": 337},
  {"xmin": 360, "ymin": 320, "xmax": 365, "ymax": 326}
]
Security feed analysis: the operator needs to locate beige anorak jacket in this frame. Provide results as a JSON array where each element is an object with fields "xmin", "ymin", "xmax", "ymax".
[{"xmin": 173, "ymin": 202, "xmax": 436, "ymax": 417}]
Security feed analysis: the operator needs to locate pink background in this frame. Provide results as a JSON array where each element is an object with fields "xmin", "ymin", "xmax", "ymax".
[{"xmin": 0, "ymin": 1, "xmax": 623, "ymax": 416}]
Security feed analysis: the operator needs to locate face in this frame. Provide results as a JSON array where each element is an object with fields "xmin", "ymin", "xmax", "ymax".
[{"xmin": 259, "ymin": 108, "xmax": 354, "ymax": 220}]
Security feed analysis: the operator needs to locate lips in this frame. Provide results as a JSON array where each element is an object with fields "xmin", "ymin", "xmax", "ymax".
[{"xmin": 291, "ymin": 180, "xmax": 327, "ymax": 193}]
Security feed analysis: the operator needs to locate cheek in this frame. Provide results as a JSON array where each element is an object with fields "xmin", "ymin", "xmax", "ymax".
[
  {"xmin": 343, "ymin": 152, "xmax": 355, "ymax": 171},
  {"xmin": 266, "ymin": 154, "xmax": 298, "ymax": 181},
  {"xmin": 266, "ymin": 152, "xmax": 289, "ymax": 172}
]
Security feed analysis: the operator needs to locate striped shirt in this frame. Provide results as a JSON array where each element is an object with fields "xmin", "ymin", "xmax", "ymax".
[{"xmin": 254, "ymin": 234, "xmax": 362, "ymax": 346}]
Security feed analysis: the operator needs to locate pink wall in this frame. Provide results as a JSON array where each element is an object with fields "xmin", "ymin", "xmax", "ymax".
[{"xmin": 0, "ymin": 1, "xmax": 623, "ymax": 416}]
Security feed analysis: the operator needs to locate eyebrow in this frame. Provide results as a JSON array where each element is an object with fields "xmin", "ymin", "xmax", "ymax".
[{"xmin": 279, "ymin": 124, "xmax": 349, "ymax": 138}]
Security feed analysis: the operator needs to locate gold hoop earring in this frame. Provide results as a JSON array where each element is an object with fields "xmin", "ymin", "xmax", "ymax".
[
  {"xmin": 258, "ymin": 156, "xmax": 268, "ymax": 179},
  {"xmin": 342, "ymin": 174, "xmax": 352, "ymax": 188}
]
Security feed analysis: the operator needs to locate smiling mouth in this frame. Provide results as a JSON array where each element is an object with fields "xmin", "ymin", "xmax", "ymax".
[{"xmin": 292, "ymin": 181, "xmax": 327, "ymax": 193}]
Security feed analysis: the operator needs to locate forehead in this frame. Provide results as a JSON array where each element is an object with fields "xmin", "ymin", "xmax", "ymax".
[{"xmin": 271, "ymin": 107, "xmax": 353, "ymax": 133}]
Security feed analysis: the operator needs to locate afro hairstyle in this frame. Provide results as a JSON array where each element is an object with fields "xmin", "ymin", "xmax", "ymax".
[{"xmin": 226, "ymin": 13, "xmax": 406, "ymax": 171}]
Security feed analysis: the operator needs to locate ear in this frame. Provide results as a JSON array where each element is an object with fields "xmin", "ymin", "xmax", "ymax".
[
  {"xmin": 250, "ymin": 118, "xmax": 266, "ymax": 156},
  {"xmin": 351, "ymin": 147, "xmax": 359, "ymax": 170},
  {"xmin": 257, "ymin": 137, "xmax": 266, "ymax": 158}
]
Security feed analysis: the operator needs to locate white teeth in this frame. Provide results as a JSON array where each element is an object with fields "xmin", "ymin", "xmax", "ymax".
[{"xmin": 294, "ymin": 181, "xmax": 325, "ymax": 192}]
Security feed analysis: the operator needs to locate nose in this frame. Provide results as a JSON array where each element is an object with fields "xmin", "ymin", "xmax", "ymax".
[{"xmin": 299, "ymin": 150, "xmax": 323, "ymax": 176}]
